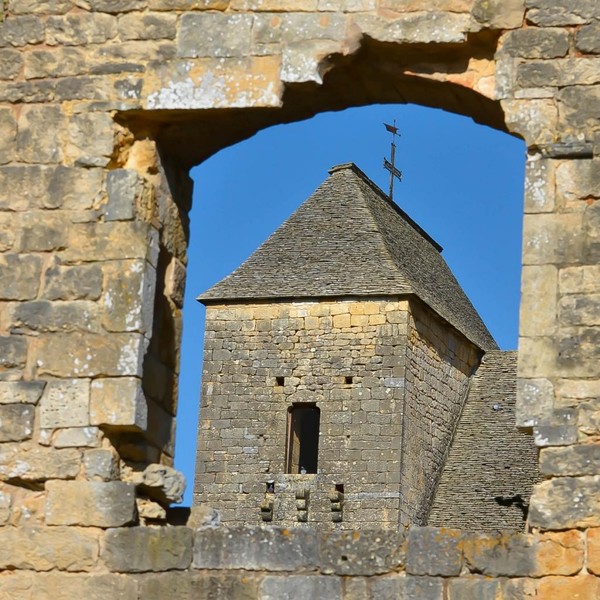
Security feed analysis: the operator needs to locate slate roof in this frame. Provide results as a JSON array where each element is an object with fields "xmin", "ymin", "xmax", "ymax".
[
  {"xmin": 427, "ymin": 351, "xmax": 541, "ymax": 531},
  {"xmin": 199, "ymin": 163, "xmax": 497, "ymax": 351}
]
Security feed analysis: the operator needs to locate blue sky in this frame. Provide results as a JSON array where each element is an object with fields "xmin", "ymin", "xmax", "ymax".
[{"xmin": 174, "ymin": 103, "xmax": 526, "ymax": 505}]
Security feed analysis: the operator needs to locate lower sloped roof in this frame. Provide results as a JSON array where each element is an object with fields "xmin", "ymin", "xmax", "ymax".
[
  {"xmin": 427, "ymin": 351, "xmax": 541, "ymax": 531},
  {"xmin": 199, "ymin": 163, "xmax": 497, "ymax": 351}
]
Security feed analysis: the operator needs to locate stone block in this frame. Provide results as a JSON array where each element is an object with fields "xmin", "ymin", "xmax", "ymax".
[
  {"xmin": 0, "ymin": 381, "xmax": 44, "ymax": 404},
  {"xmin": 260, "ymin": 575, "xmax": 342, "ymax": 600},
  {"xmin": 559, "ymin": 85, "xmax": 600, "ymax": 134},
  {"xmin": 7, "ymin": 300, "xmax": 100, "ymax": 333},
  {"xmin": 43, "ymin": 261, "xmax": 103, "ymax": 301},
  {"xmin": 520, "ymin": 265, "xmax": 557, "ymax": 336},
  {"xmin": 53, "ymin": 427, "xmax": 100, "ymax": 448},
  {"xmin": 559, "ymin": 265, "xmax": 600, "ymax": 295},
  {"xmin": 502, "ymin": 28, "xmax": 569, "ymax": 58},
  {"xmin": 90, "ymin": 377, "xmax": 148, "ymax": 430},
  {"xmin": 102, "ymin": 526, "xmax": 193, "ymax": 572},
  {"xmin": 46, "ymin": 14, "xmax": 117, "ymax": 46},
  {"xmin": 66, "ymin": 112, "xmax": 115, "ymax": 167},
  {"xmin": 0, "ymin": 335, "xmax": 27, "ymax": 371},
  {"xmin": 0, "ymin": 15, "xmax": 44, "ymax": 46},
  {"xmin": 24, "ymin": 47, "xmax": 86, "ymax": 79},
  {"xmin": 521, "ymin": 212, "xmax": 583, "ymax": 265},
  {"xmin": 473, "ymin": 0, "xmax": 524, "ymax": 29},
  {"xmin": 585, "ymin": 201, "xmax": 600, "ymax": 262},
  {"xmin": 63, "ymin": 221, "xmax": 158, "ymax": 265},
  {"xmin": 0, "ymin": 442, "xmax": 80, "ymax": 481},
  {"xmin": 0, "ymin": 254, "xmax": 42, "ymax": 300},
  {"xmin": 118, "ymin": 12, "xmax": 177, "ymax": 40},
  {"xmin": 193, "ymin": 526, "xmax": 317, "ymax": 570},
  {"xmin": 518, "ymin": 58, "xmax": 600, "ymax": 88},
  {"xmin": 136, "ymin": 571, "xmax": 261, "ymax": 600},
  {"xmin": 83, "ymin": 448, "xmax": 120, "ymax": 481},
  {"xmin": 557, "ymin": 327, "xmax": 600, "ymax": 378},
  {"xmin": 529, "ymin": 476, "xmax": 600, "ymax": 529},
  {"xmin": 578, "ymin": 398, "xmax": 600, "ymax": 436},
  {"xmin": 178, "ymin": 13, "xmax": 253, "ymax": 58},
  {"xmin": 86, "ymin": 0, "xmax": 146, "ymax": 10},
  {"xmin": 406, "ymin": 527, "xmax": 462, "ymax": 576},
  {"xmin": 370, "ymin": 576, "xmax": 444, "ymax": 600},
  {"xmin": 559, "ymin": 294, "xmax": 600, "ymax": 327},
  {"xmin": 0, "ymin": 48, "xmax": 22, "ymax": 80},
  {"xmin": 587, "ymin": 528, "xmax": 600, "ymax": 574},
  {"xmin": 0, "ymin": 525, "xmax": 99, "ymax": 571},
  {"xmin": 129, "ymin": 463, "xmax": 186, "ymax": 504},
  {"xmin": 516, "ymin": 377, "xmax": 554, "ymax": 427},
  {"xmin": 463, "ymin": 533, "xmax": 535, "ymax": 576},
  {"xmin": 447, "ymin": 577, "xmax": 499, "ymax": 600},
  {"xmin": 101, "ymin": 260, "xmax": 156, "ymax": 334},
  {"xmin": 34, "ymin": 332, "xmax": 147, "ymax": 377},
  {"xmin": 0, "ymin": 107, "xmax": 15, "ymax": 165},
  {"xmin": 45, "ymin": 480, "xmax": 136, "ymax": 527},
  {"xmin": 536, "ymin": 530, "xmax": 585, "ymax": 575},
  {"xmin": 0, "ymin": 404, "xmax": 34, "ymax": 442},
  {"xmin": 39, "ymin": 379, "xmax": 90, "ymax": 429},
  {"xmin": 318, "ymin": 530, "xmax": 404, "ymax": 575},
  {"xmin": 524, "ymin": 155, "xmax": 555, "ymax": 213},
  {"xmin": 539, "ymin": 444, "xmax": 600, "ymax": 476},
  {"xmin": 576, "ymin": 22, "xmax": 600, "ymax": 54},
  {"xmin": 526, "ymin": 0, "xmax": 597, "ymax": 26},
  {"xmin": 502, "ymin": 99, "xmax": 558, "ymax": 147},
  {"xmin": 537, "ymin": 575, "xmax": 600, "ymax": 600},
  {"xmin": 16, "ymin": 105, "xmax": 65, "ymax": 164},
  {"xmin": 105, "ymin": 169, "xmax": 143, "ymax": 221}
]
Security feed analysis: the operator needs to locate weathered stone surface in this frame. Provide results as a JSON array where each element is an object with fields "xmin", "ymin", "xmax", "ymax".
[
  {"xmin": 0, "ymin": 335, "xmax": 27, "ymax": 372},
  {"xmin": 556, "ymin": 159, "xmax": 600, "ymax": 205},
  {"xmin": 0, "ymin": 526, "xmax": 99, "ymax": 571},
  {"xmin": 7, "ymin": 300, "xmax": 100, "ymax": 333},
  {"xmin": 101, "ymin": 260, "xmax": 156, "ymax": 334},
  {"xmin": 0, "ymin": 405, "xmax": 34, "ymax": 442},
  {"xmin": 406, "ymin": 527, "xmax": 462, "ymax": 576},
  {"xmin": 318, "ymin": 530, "xmax": 405, "ymax": 575},
  {"xmin": 539, "ymin": 443, "xmax": 600, "ymax": 476},
  {"xmin": 83, "ymin": 448, "xmax": 120, "ymax": 481},
  {"xmin": 557, "ymin": 327, "xmax": 600, "ymax": 378},
  {"xmin": 464, "ymin": 533, "xmax": 535, "ymax": 576},
  {"xmin": 518, "ymin": 59, "xmax": 600, "ymax": 88},
  {"xmin": 260, "ymin": 575, "xmax": 342, "ymax": 600},
  {"xmin": 136, "ymin": 571, "xmax": 260, "ymax": 600},
  {"xmin": 0, "ymin": 15, "xmax": 44, "ymax": 46},
  {"xmin": 0, "ymin": 107, "xmax": 16, "ymax": 165},
  {"xmin": 193, "ymin": 527, "xmax": 317, "ymax": 570},
  {"xmin": 178, "ymin": 13, "xmax": 253, "ymax": 58},
  {"xmin": 502, "ymin": 28, "xmax": 569, "ymax": 58},
  {"xmin": 16, "ymin": 105, "xmax": 65, "ymax": 164},
  {"xmin": 559, "ymin": 294, "xmax": 600, "ymax": 327},
  {"xmin": 526, "ymin": 0, "xmax": 597, "ymax": 26},
  {"xmin": 520, "ymin": 265, "xmax": 557, "ymax": 336},
  {"xmin": 522, "ymin": 212, "xmax": 583, "ymax": 265},
  {"xmin": 87, "ymin": 0, "xmax": 146, "ymax": 11},
  {"xmin": 66, "ymin": 112, "xmax": 115, "ymax": 167},
  {"xmin": 447, "ymin": 577, "xmax": 499, "ymax": 600},
  {"xmin": 530, "ymin": 476, "xmax": 600, "ymax": 529},
  {"xmin": 45, "ymin": 480, "xmax": 136, "ymax": 527},
  {"xmin": 473, "ymin": 0, "xmax": 524, "ymax": 29},
  {"xmin": 43, "ymin": 261, "xmax": 103, "ymax": 301},
  {"xmin": 516, "ymin": 377, "xmax": 554, "ymax": 427},
  {"xmin": 39, "ymin": 379, "xmax": 90, "ymax": 429},
  {"xmin": 0, "ymin": 442, "xmax": 80, "ymax": 481},
  {"xmin": 576, "ymin": 22, "xmax": 600, "ymax": 54},
  {"xmin": 90, "ymin": 377, "xmax": 148, "ymax": 429},
  {"xmin": 34, "ymin": 332, "xmax": 147, "ymax": 377},
  {"xmin": 559, "ymin": 265, "xmax": 600, "ymax": 295},
  {"xmin": 46, "ymin": 14, "xmax": 117, "ymax": 46},
  {"xmin": 371, "ymin": 576, "xmax": 444, "ymax": 600},
  {"xmin": 129, "ymin": 463, "xmax": 185, "ymax": 504},
  {"xmin": 536, "ymin": 530, "xmax": 585, "ymax": 575},
  {"xmin": 587, "ymin": 528, "xmax": 600, "ymax": 575},
  {"xmin": 537, "ymin": 575, "xmax": 600, "ymax": 600},
  {"xmin": 577, "ymin": 398, "xmax": 600, "ymax": 436},
  {"xmin": 0, "ymin": 381, "xmax": 44, "ymax": 405},
  {"xmin": 102, "ymin": 526, "xmax": 193, "ymax": 572},
  {"xmin": 0, "ymin": 254, "xmax": 42, "ymax": 300},
  {"xmin": 118, "ymin": 12, "xmax": 177, "ymax": 40},
  {"xmin": 0, "ymin": 48, "xmax": 23, "ymax": 80},
  {"xmin": 559, "ymin": 85, "xmax": 600, "ymax": 134},
  {"xmin": 105, "ymin": 169, "xmax": 143, "ymax": 221},
  {"xmin": 24, "ymin": 47, "xmax": 86, "ymax": 79},
  {"xmin": 53, "ymin": 427, "xmax": 101, "ymax": 448},
  {"xmin": 524, "ymin": 155, "xmax": 554, "ymax": 213}
]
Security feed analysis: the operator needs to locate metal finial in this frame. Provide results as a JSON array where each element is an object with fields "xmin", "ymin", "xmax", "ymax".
[{"xmin": 383, "ymin": 120, "xmax": 402, "ymax": 201}]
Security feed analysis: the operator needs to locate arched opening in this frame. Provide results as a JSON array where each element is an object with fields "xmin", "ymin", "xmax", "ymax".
[{"xmin": 171, "ymin": 102, "xmax": 527, "ymax": 513}]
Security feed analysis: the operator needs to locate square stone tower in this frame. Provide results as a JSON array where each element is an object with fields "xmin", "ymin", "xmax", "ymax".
[{"xmin": 194, "ymin": 163, "xmax": 502, "ymax": 529}]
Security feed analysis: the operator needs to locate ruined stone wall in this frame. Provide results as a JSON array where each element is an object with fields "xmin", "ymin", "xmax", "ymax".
[
  {"xmin": 195, "ymin": 298, "xmax": 409, "ymax": 529},
  {"xmin": 0, "ymin": 0, "xmax": 599, "ymax": 597},
  {"xmin": 400, "ymin": 300, "xmax": 481, "ymax": 525}
]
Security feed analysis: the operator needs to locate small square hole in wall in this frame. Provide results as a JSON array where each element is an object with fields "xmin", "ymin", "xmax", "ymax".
[
  {"xmin": 276, "ymin": 376, "xmax": 285, "ymax": 386},
  {"xmin": 344, "ymin": 376, "xmax": 353, "ymax": 385}
]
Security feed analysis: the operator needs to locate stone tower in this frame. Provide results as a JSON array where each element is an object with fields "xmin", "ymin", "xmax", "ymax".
[{"xmin": 193, "ymin": 163, "xmax": 535, "ymax": 530}]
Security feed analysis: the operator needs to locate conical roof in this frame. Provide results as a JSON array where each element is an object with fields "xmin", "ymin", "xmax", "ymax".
[{"xmin": 199, "ymin": 163, "xmax": 497, "ymax": 351}]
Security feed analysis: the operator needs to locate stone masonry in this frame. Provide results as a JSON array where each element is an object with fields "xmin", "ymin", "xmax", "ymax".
[{"xmin": 0, "ymin": 0, "xmax": 599, "ymax": 597}]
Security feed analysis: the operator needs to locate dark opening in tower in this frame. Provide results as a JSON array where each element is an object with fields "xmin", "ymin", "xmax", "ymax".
[{"xmin": 286, "ymin": 404, "xmax": 320, "ymax": 474}]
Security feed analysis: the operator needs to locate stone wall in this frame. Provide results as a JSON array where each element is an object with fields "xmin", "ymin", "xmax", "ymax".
[
  {"xmin": 401, "ymin": 300, "xmax": 480, "ymax": 525},
  {"xmin": 0, "ymin": 0, "xmax": 599, "ymax": 597}
]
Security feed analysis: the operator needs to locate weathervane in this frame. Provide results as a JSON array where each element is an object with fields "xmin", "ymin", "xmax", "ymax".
[{"xmin": 383, "ymin": 120, "xmax": 402, "ymax": 201}]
